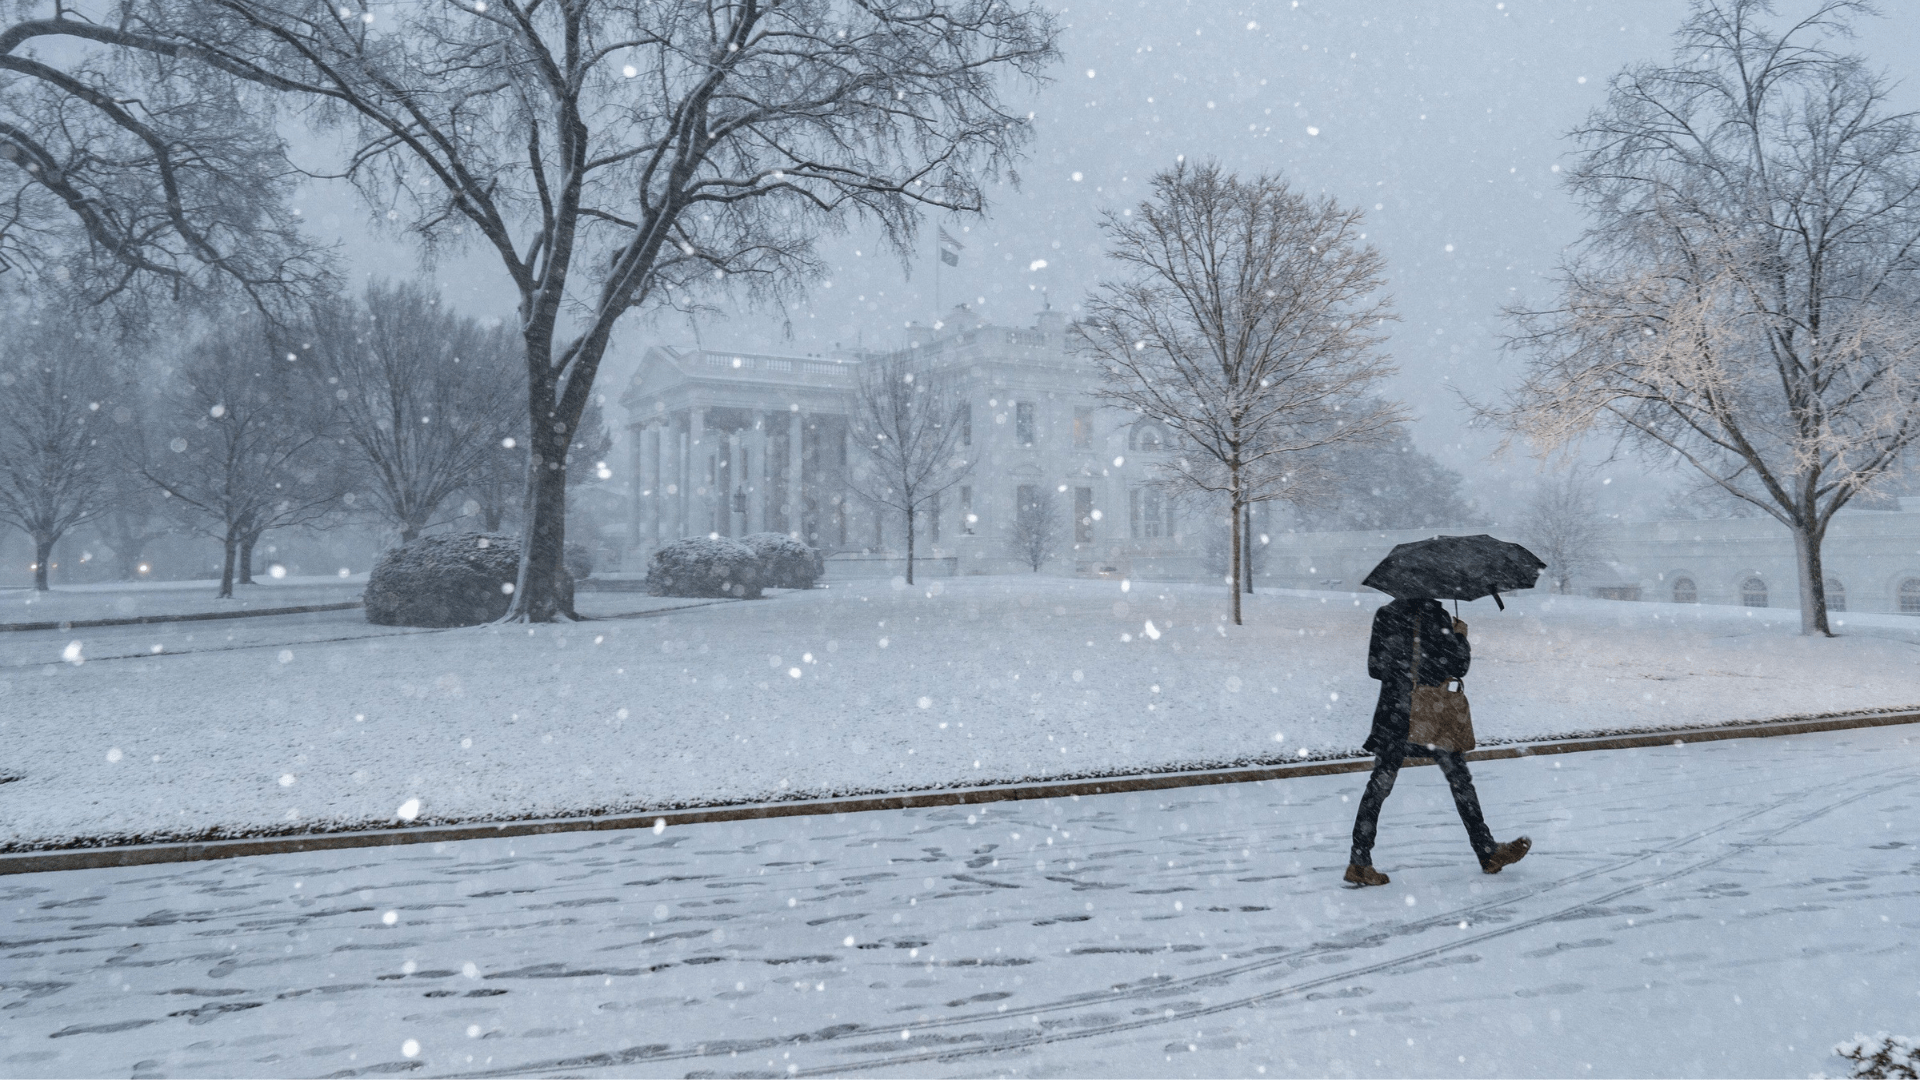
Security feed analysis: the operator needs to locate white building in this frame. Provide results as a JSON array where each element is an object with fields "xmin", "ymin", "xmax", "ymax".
[{"xmin": 618, "ymin": 308, "xmax": 1240, "ymax": 578}]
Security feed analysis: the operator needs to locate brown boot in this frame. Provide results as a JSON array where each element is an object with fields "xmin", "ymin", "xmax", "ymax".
[
  {"xmin": 1343, "ymin": 863, "xmax": 1390, "ymax": 887},
  {"xmin": 1480, "ymin": 836, "xmax": 1532, "ymax": 874}
]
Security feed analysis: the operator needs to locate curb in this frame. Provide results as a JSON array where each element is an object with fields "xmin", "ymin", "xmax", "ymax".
[
  {"xmin": 3, "ymin": 709, "xmax": 1915, "ymax": 877},
  {"xmin": 0, "ymin": 600, "xmax": 365, "ymax": 633}
]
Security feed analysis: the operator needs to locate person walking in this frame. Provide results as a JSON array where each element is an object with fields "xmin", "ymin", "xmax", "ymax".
[{"xmin": 1344, "ymin": 596, "xmax": 1531, "ymax": 887}]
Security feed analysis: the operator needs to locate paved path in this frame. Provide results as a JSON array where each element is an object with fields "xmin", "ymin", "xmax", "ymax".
[
  {"xmin": 2, "ymin": 726, "xmax": 1914, "ymax": 1079},
  {"xmin": 0, "ymin": 595, "xmax": 722, "ymax": 672}
]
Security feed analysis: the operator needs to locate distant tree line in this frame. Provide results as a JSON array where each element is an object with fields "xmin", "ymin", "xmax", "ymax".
[{"xmin": 0, "ymin": 281, "xmax": 608, "ymax": 596}]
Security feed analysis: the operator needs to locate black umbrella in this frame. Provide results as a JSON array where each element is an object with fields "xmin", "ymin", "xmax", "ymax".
[{"xmin": 1361, "ymin": 534, "xmax": 1546, "ymax": 609}]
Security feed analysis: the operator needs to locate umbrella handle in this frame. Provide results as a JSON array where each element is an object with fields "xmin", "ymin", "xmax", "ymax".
[{"xmin": 1492, "ymin": 590, "xmax": 1504, "ymax": 611}]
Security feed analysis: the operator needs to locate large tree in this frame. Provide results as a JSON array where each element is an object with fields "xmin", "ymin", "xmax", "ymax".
[
  {"xmin": 1079, "ymin": 161, "xmax": 1402, "ymax": 624},
  {"xmin": 145, "ymin": 316, "xmax": 345, "ymax": 596},
  {"xmin": 24, "ymin": 0, "xmax": 1056, "ymax": 619},
  {"xmin": 0, "ymin": 313, "xmax": 113, "ymax": 590},
  {"xmin": 1497, "ymin": 0, "xmax": 1920, "ymax": 635},
  {"xmin": 847, "ymin": 348, "xmax": 972, "ymax": 585},
  {"xmin": 304, "ymin": 280, "xmax": 522, "ymax": 542},
  {"xmin": 1, "ymin": 8, "xmax": 329, "ymax": 308}
]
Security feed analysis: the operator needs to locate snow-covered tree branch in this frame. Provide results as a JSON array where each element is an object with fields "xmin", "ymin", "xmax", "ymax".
[{"xmin": 1492, "ymin": 0, "xmax": 1920, "ymax": 635}]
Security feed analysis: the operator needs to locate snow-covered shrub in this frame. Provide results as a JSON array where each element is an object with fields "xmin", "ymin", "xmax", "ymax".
[
  {"xmin": 740, "ymin": 532, "xmax": 823, "ymax": 589},
  {"xmin": 564, "ymin": 540, "xmax": 595, "ymax": 580},
  {"xmin": 646, "ymin": 537, "xmax": 763, "ymax": 598},
  {"xmin": 1836, "ymin": 1034, "xmax": 1920, "ymax": 1079},
  {"xmin": 365, "ymin": 533, "xmax": 524, "ymax": 626}
]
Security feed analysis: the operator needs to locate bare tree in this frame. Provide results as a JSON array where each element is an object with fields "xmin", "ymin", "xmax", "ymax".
[
  {"xmin": 0, "ymin": 314, "xmax": 112, "ymax": 590},
  {"xmin": 1079, "ymin": 161, "xmax": 1403, "ymax": 624},
  {"xmin": 1, "ymin": 10, "xmax": 330, "ymax": 308},
  {"xmin": 848, "ymin": 349, "xmax": 972, "ymax": 585},
  {"xmin": 97, "ymin": 385, "xmax": 177, "ymax": 580},
  {"xmin": 1517, "ymin": 471, "xmax": 1607, "ymax": 594},
  {"xmin": 48, "ymin": 0, "xmax": 1056, "ymax": 620},
  {"xmin": 145, "ymin": 316, "xmax": 345, "ymax": 597},
  {"xmin": 304, "ymin": 280, "xmax": 523, "ymax": 542},
  {"xmin": 1495, "ymin": 0, "xmax": 1920, "ymax": 636},
  {"xmin": 1008, "ymin": 484, "xmax": 1059, "ymax": 572}
]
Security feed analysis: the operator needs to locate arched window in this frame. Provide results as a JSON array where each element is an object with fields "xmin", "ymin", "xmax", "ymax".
[
  {"xmin": 1900, "ymin": 578, "xmax": 1920, "ymax": 614},
  {"xmin": 1129, "ymin": 422, "xmax": 1166, "ymax": 452},
  {"xmin": 1740, "ymin": 577, "xmax": 1768, "ymax": 607},
  {"xmin": 1824, "ymin": 578, "xmax": 1846, "ymax": 613},
  {"xmin": 1672, "ymin": 577, "xmax": 1697, "ymax": 604}
]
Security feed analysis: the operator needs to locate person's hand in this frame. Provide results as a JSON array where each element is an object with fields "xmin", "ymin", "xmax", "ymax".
[{"xmin": 1453, "ymin": 617, "xmax": 1469, "ymax": 637}]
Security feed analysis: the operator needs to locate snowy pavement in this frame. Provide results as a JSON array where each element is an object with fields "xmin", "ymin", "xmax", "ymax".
[
  {"xmin": 1, "ymin": 723, "xmax": 1914, "ymax": 1078},
  {"xmin": 0, "ymin": 578, "xmax": 371, "ymax": 627},
  {"xmin": 4, "ymin": 577, "xmax": 1919, "ymax": 850}
]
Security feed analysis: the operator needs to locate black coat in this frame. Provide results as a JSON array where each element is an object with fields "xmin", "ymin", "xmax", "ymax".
[{"xmin": 1364, "ymin": 598, "xmax": 1471, "ymax": 755}]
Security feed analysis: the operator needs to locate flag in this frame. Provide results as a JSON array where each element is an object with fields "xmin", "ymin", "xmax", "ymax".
[{"xmin": 938, "ymin": 225, "xmax": 964, "ymax": 266}]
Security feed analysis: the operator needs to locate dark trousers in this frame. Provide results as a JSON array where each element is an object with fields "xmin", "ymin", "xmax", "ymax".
[{"xmin": 1349, "ymin": 739, "xmax": 1496, "ymax": 867}]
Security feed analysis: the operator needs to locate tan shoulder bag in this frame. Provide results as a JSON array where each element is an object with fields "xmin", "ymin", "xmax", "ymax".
[{"xmin": 1408, "ymin": 621, "xmax": 1476, "ymax": 753}]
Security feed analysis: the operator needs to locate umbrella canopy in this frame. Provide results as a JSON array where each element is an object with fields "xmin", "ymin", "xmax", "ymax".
[{"xmin": 1361, "ymin": 534, "xmax": 1546, "ymax": 608}]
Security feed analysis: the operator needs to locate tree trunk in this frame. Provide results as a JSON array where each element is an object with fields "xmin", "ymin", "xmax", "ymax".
[
  {"xmin": 112, "ymin": 542, "xmax": 144, "ymax": 581},
  {"xmin": 238, "ymin": 532, "xmax": 259, "ymax": 585},
  {"xmin": 1228, "ymin": 467, "xmax": 1243, "ymax": 627},
  {"xmin": 32, "ymin": 534, "xmax": 54, "ymax": 592},
  {"xmin": 1244, "ymin": 504, "xmax": 1255, "ymax": 595},
  {"xmin": 218, "ymin": 528, "xmax": 239, "ymax": 598},
  {"xmin": 510, "ymin": 428, "xmax": 574, "ymax": 620},
  {"xmin": 1793, "ymin": 522, "xmax": 1833, "ymax": 637},
  {"xmin": 905, "ymin": 505, "xmax": 916, "ymax": 586}
]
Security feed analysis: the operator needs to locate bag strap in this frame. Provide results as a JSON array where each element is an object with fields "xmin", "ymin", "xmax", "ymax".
[{"xmin": 1410, "ymin": 618, "xmax": 1421, "ymax": 687}]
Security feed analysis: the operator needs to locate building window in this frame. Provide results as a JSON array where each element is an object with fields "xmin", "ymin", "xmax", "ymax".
[
  {"xmin": 1741, "ymin": 577, "xmax": 1768, "ymax": 607},
  {"xmin": 1072, "ymin": 407, "xmax": 1093, "ymax": 449},
  {"xmin": 1672, "ymin": 577, "xmax": 1697, "ymax": 604},
  {"xmin": 1900, "ymin": 577, "xmax": 1920, "ymax": 614},
  {"xmin": 1016, "ymin": 402, "xmax": 1035, "ymax": 446},
  {"xmin": 960, "ymin": 486, "xmax": 976, "ymax": 534},
  {"xmin": 1074, "ymin": 487, "xmax": 1094, "ymax": 544},
  {"xmin": 959, "ymin": 403, "xmax": 971, "ymax": 447},
  {"xmin": 1130, "ymin": 421, "xmax": 1165, "ymax": 452},
  {"xmin": 926, "ymin": 496, "xmax": 941, "ymax": 544},
  {"xmin": 1131, "ymin": 487, "xmax": 1167, "ymax": 539},
  {"xmin": 1824, "ymin": 577, "xmax": 1845, "ymax": 612}
]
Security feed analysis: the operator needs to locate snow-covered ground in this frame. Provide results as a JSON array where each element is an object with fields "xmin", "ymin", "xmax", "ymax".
[
  {"xmin": 0, "ymin": 575, "xmax": 369, "ymax": 626},
  {"xmin": 1, "ymin": 576, "xmax": 1917, "ymax": 850},
  {"xmin": 1, "ymin": 723, "xmax": 1913, "ymax": 1078}
]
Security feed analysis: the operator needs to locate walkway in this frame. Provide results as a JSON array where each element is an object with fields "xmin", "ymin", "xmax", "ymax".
[{"xmin": 1, "ymin": 725, "xmax": 1913, "ymax": 1078}]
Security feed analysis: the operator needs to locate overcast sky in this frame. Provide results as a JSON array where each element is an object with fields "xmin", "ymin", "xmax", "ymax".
[{"xmin": 293, "ymin": 0, "xmax": 1920, "ymax": 520}]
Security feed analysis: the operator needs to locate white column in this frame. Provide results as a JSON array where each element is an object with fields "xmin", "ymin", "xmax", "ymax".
[
  {"xmin": 750, "ymin": 411, "xmax": 769, "ymax": 534},
  {"xmin": 787, "ymin": 411, "xmax": 805, "ymax": 539},
  {"xmin": 634, "ymin": 421, "xmax": 654, "ymax": 549},
  {"xmin": 726, "ymin": 428, "xmax": 744, "ymax": 537},
  {"xmin": 628, "ymin": 421, "xmax": 645, "ymax": 551},
  {"xmin": 688, "ymin": 407, "xmax": 707, "ymax": 537},
  {"xmin": 672, "ymin": 414, "xmax": 689, "ymax": 540}
]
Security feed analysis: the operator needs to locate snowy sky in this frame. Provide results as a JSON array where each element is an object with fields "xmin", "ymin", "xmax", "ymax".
[{"xmin": 288, "ymin": 0, "xmax": 1920, "ymax": 519}]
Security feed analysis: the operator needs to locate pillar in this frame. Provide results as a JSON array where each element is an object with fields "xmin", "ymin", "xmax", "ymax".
[
  {"xmin": 750, "ymin": 411, "xmax": 769, "ymax": 534},
  {"xmin": 628, "ymin": 421, "xmax": 644, "ymax": 550},
  {"xmin": 633, "ymin": 421, "xmax": 652, "ymax": 549},
  {"xmin": 787, "ymin": 410, "xmax": 805, "ymax": 539},
  {"xmin": 688, "ymin": 406, "xmax": 707, "ymax": 536},
  {"xmin": 726, "ymin": 428, "xmax": 744, "ymax": 538}
]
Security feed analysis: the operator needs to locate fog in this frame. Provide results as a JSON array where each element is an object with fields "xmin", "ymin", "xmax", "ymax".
[{"xmin": 287, "ymin": 1, "xmax": 1920, "ymax": 516}]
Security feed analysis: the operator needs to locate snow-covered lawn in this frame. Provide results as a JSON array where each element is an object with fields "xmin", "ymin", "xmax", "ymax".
[
  {"xmin": 1, "ymin": 723, "xmax": 1914, "ymax": 1078},
  {"xmin": 1, "ymin": 576, "xmax": 1917, "ymax": 850},
  {"xmin": 0, "ymin": 575, "xmax": 369, "ymax": 626}
]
